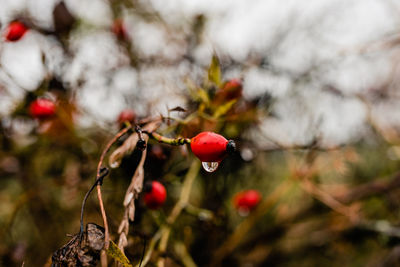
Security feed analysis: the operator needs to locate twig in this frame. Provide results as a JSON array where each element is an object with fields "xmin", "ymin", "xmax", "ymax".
[
  {"xmin": 157, "ymin": 160, "xmax": 201, "ymax": 267},
  {"xmin": 174, "ymin": 241, "xmax": 197, "ymax": 267},
  {"xmin": 139, "ymin": 238, "xmax": 147, "ymax": 267},
  {"xmin": 95, "ymin": 126, "xmax": 131, "ymax": 250},
  {"xmin": 137, "ymin": 229, "xmax": 163, "ymax": 267},
  {"xmin": 298, "ymin": 177, "xmax": 360, "ymax": 223},
  {"xmin": 337, "ymin": 172, "xmax": 400, "ymax": 204},
  {"xmin": 146, "ymin": 131, "xmax": 191, "ymax": 146},
  {"xmin": 80, "ymin": 167, "xmax": 109, "ymax": 236}
]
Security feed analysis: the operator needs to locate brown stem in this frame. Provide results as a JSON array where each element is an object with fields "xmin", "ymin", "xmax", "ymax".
[
  {"xmin": 337, "ymin": 172, "xmax": 400, "ymax": 204},
  {"xmin": 299, "ymin": 177, "xmax": 360, "ymax": 223},
  {"xmin": 95, "ymin": 126, "xmax": 131, "ymax": 250}
]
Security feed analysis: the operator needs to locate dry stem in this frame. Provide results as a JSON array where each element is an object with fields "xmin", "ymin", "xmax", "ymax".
[
  {"xmin": 95, "ymin": 126, "xmax": 131, "ymax": 250},
  {"xmin": 115, "ymin": 122, "xmax": 160, "ymax": 260},
  {"xmin": 157, "ymin": 160, "xmax": 201, "ymax": 267}
]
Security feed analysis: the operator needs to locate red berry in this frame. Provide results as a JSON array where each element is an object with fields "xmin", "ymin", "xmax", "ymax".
[
  {"xmin": 118, "ymin": 109, "xmax": 136, "ymax": 124},
  {"xmin": 29, "ymin": 98, "xmax": 56, "ymax": 119},
  {"xmin": 144, "ymin": 181, "xmax": 167, "ymax": 209},
  {"xmin": 190, "ymin": 132, "xmax": 235, "ymax": 162},
  {"xmin": 220, "ymin": 79, "xmax": 243, "ymax": 100},
  {"xmin": 4, "ymin": 21, "xmax": 28, "ymax": 42},
  {"xmin": 233, "ymin": 190, "xmax": 261, "ymax": 213},
  {"xmin": 112, "ymin": 19, "xmax": 128, "ymax": 40}
]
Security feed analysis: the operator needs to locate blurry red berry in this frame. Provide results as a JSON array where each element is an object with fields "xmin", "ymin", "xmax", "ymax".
[
  {"xmin": 233, "ymin": 190, "xmax": 261, "ymax": 212},
  {"xmin": 112, "ymin": 19, "xmax": 128, "ymax": 40},
  {"xmin": 4, "ymin": 21, "xmax": 28, "ymax": 42},
  {"xmin": 190, "ymin": 132, "xmax": 236, "ymax": 162},
  {"xmin": 219, "ymin": 79, "xmax": 243, "ymax": 100},
  {"xmin": 144, "ymin": 181, "xmax": 167, "ymax": 209},
  {"xmin": 118, "ymin": 109, "xmax": 136, "ymax": 124},
  {"xmin": 150, "ymin": 145, "xmax": 167, "ymax": 160},
  {"xmin": 29, "ymin": 98, "xmax": 56, "ymax": 119}
]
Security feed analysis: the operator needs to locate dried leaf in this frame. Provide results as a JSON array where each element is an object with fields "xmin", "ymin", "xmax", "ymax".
[
  {"xmin": 128, "ymin": 202, "xmax": 135, "ymax": 221},
  {"xmin": 118, "ymin": 232, "xmax": 128, "ymax": 249},
  {"xmin": 109, "ymin": 121, "xmax": 160, "ymax": 167},
  {"xmin": 106, "ymin": 240, "xmax": 132, "ymax": 267},
  {"xmin": 123, "ymin": 192, "xmax": 134, "ymax": 206},
  {"xmin": 118, "ymin": 219, "xmax": 128, "ymax": 234},
  {"xmin": 109, "ymin": 134, "xmax": 139, "ymax": 167},
  {"xmin": 52, "ymin": 223, "xmax": 104, "ymax": 267}
]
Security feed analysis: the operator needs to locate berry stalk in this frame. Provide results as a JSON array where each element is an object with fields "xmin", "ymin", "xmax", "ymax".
[{"xmin": 147, "ymin": 131, "xmax": 191, "ymax": 146}]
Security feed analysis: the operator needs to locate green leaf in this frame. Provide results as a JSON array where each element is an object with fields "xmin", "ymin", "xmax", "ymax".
[
  {"xmin": 208, "ymin": 55, "xmax": 222, "ymax": 87},
  {"xmin": 213, "ymin": 99, "xmax": 237, "ymax": 119},
  {"xmin": 196, "ymin": 88, "xmax": 210, "ymax": 105},
  {"xmin": 107, "ymin": 240, "xmax": 132, "ymax": 267}
]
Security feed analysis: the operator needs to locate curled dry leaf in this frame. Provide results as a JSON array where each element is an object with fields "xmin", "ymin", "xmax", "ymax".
[
  {"xmin": 51, "ymin": 223, "xmax": 105, "ymax": 267},
  {"xmin": 109, "ymin": 134, "xmax": 139, "ymax": 168},
  {"xmin": 109, "ymin": 121, "xmax": 160, "ymax": 168},
  {"xmin": 118, "ymin": 232, "xmax": 128, "ymax": 249},
  {"xmin": 118, "ymin": 219, "xmax": 129, "ymax": 235},
  {"xmin": 128, "ymin": 201, "xmax": 136, "ymax": 221},
  {"xmin": 123, "ymin": 192, "xmax": 134, "ymax": 206},
  {"xmin": 115, "ymin": 121, "xmax": 160, "ymax": 253}
]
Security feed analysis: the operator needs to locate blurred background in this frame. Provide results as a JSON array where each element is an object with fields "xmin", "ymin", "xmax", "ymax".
[{"xmin": 2, "ymin": 0, "xmax": 400, "ymax": 266}]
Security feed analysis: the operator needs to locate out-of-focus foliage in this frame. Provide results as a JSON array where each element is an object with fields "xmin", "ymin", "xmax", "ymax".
[{"xmin": 1, "ymin": 0, "xmax": 400, "ymax": 267}]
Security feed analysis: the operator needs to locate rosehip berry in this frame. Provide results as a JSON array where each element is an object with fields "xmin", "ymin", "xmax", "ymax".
[
  {"xmin": 118, "ymin": 109, "xmax": 136, "ymax": 124},
  {"xmin": 143, "ymin": 181, "xmax": 167, "ymax": 209},
  {"xmin": 112, "ymin": 19, "xmax": 128, "ymax": 40},
  {"xmin": 190, "ymin": 132, "xmax": 236, "ymax": 162},
  {"xmin": 4, "ymin": 21, "xmax": 28, "ymax": 42},
  {"xmin": 233, "ymin": 190, "xmax": 261, "ymax": 213},
  {"xmin": 219, "ymin": 79, "xmax": 243, "ymax": 100},
  {"xmin": 29, "ymin": 98, "xmax": 56, "ymax": 119}
]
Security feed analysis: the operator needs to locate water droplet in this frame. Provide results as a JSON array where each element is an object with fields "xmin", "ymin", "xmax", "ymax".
[
  {"xmin": 109, "ymin": 160, "xmax": 121, "ymax": 168},
  {"xmin": 201, "ymin": 161, "xmax": 219, "ymax": 172},
  {"xmin": 238, "ymin": 207, "xmax": 250, "ymax": 217}
]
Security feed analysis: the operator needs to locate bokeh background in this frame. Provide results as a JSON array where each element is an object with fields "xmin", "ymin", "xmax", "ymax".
[{"xmin": 2, "ymin": 0, "xmax": 400, "ymax": 266}]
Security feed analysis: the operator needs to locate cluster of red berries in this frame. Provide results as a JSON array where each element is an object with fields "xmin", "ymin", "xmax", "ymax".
[
  {"xmin": 4, "ymin": 21, "xmax": 28, "ymax": 42},
  {"xmin": 29, "ymin": 98, "xmax": 56, "ymax": 119}
]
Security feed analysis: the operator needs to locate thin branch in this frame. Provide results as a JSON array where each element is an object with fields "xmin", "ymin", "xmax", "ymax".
[
  {"xmin": 137, "ymin": 229, "xmax": 163, "ymax": 267},
  {"xmin": 157, "ymin": 160, "xmax": 201, "ymax": 267},
  {"xmin": 146, "ymin": 131, "xmax": 191, "ymax": 146},
  {"xmin": 337, "ymin": 172, "xmax": 400, "ymax": 204},
  {"xmin": 80, "ymin": 167, "xmax": 109, "ymax": 236},
  {"xmin": 298, "ymin": 177, "xmax": 360, "ymax": 223},
  {"xmin": 95, "ymin": 126, "xmax": 131, "ymax": 250}
]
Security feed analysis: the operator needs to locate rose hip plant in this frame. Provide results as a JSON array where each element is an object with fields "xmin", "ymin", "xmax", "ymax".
[
  {"xmin": 50, "ymin": 55, "xmax": 257, "ymax": 267},
  {"xmin": 2, "ymin": 2, "xmax": 400, "ymax": 267}
]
